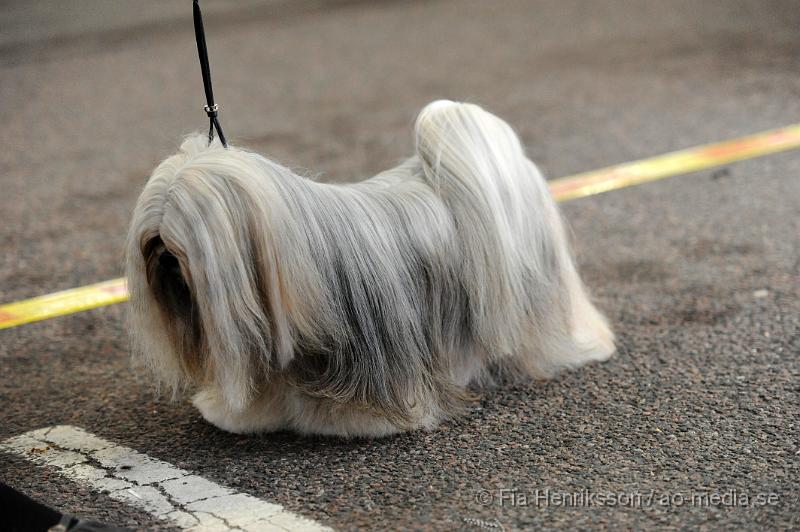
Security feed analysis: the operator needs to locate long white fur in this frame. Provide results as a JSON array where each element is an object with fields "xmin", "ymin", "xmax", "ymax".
[{"xmin": 126, "ymin": 100, "xmax": 614, "ymax": 438}]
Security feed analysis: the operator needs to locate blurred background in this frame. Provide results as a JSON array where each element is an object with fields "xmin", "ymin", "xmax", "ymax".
[{"xmin": 1, "ymin": 0, "xmax": 799, "ymax": 300}]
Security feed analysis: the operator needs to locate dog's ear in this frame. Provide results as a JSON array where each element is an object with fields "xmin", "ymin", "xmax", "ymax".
[{"xmin": 140, "ymin": 234, "xmax": 205, "ymax": 382}]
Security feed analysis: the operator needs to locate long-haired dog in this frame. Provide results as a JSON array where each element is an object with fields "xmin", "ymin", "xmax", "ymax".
[{"xmin": 126, "ymin": 100, "xmax": 614, "ymax": 438}]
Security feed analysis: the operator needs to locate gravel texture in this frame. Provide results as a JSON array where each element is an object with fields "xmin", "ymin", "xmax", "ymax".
[{"xmin": 1, "ymin": 1, "xmax": 798, "ymax": 530}]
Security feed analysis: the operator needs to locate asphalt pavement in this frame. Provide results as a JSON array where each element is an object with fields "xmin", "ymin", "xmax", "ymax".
[{"xmin": 1, "ymin": 1, "xmax": 798, "ymax": 530}]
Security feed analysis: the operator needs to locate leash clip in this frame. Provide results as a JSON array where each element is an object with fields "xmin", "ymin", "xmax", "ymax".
[{"xmin": 204, "ymin": 103, "xmax": 219, "ymax": 117}]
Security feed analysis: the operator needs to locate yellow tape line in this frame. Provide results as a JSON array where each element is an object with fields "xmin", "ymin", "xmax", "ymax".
[
  {"xmin": 548, "ymin": 123, "xmax": 800, "ymax": 201},
  {"xmin": 0, "ymin": 278, "xmax": 129, "ymax": 329},
  {"xmin": 3, "ymin": 123, "xmax": 800, "ymax": 330}
]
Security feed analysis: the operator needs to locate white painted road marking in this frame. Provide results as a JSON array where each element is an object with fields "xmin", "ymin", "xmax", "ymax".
[{"xmin": 0, "ymin": 426, "xmax": 330, "ymax": 531}]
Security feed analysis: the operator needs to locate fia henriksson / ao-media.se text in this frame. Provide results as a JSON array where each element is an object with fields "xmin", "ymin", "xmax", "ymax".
[{"xmin": 475, "ymin": 488, "xmax": 780, "ymax": 508}]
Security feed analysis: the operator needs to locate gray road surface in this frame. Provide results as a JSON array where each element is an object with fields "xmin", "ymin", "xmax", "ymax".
[{"xmin": 1, "ymin": 1, "xmax": 799, "ymax": 530}]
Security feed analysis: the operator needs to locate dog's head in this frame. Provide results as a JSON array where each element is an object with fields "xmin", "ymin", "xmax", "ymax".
[{"xmin": 126, "ymin": 135, "xmax": 297, "ymax": 410}]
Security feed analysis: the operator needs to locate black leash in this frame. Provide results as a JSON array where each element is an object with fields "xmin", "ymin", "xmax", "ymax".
[{"xmin": 193, "ymin": 0, "xmax": 228, "ymax": 147}]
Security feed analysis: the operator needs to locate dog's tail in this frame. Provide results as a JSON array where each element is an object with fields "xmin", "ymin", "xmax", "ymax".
[
  {"xmin": 414, "ymin": 100, "xmax": 614, "ymax": 376},
  {"xmin": 125, "ymin": 135, "xmax": 286, "ymax": 410}
]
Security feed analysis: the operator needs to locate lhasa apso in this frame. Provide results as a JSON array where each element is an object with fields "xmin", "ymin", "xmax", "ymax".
[{"xmin": 126, "ymin": 100, "xmax": 614, "ymax": 438}]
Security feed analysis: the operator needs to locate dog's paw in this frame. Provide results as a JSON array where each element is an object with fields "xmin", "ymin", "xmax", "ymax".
[{"xmin": 192, "ymin": 388, "xmax": 286, "ymax": 435}]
